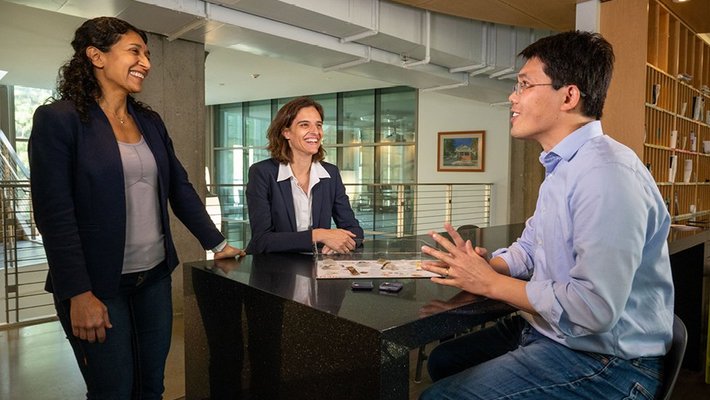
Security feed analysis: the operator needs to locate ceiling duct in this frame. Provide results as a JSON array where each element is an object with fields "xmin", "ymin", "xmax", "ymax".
[{"xmin": 6, "ymin": 0, "xmax": 554, "ymax": 103}]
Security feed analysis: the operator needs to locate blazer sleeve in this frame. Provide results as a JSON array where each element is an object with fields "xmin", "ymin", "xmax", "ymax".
[
  {"xmin": 327, "ymin": 165, "xmax": 363, "ymax": 241},
  {"xmin": 151, "ymin": 114, "xmax": 224, "ymax": 250},
  {"xmin": 29, "ymin": 104, "xmax": 92, "ymax": 301},
  {"xmin": 245, "ymin": 161, "xmax": 314, "ymax": 253}
]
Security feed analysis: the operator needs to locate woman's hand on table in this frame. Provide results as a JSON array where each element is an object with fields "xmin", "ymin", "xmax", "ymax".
[
  {"xmin": 313, "ymin": 228, "xmax": 356, "ymax": 254},
  {"xmin": 214, "ymin": 244, "xmax": 246, "ymax": 259}
]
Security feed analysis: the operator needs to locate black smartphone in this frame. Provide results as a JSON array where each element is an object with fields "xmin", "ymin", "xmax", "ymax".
[
  {"xmin": 378, "ymin": 281, "xmax": 403, "ymax": 293},
  {"xmin": 351, "ymin": 281, "xmax": 374, "ymax": 291}
]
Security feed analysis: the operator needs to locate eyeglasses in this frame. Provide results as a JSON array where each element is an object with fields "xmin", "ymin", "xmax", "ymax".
[
  {"xmin": 512, "ymin": 81, "xmax": 554, "ymax": 96},
  {"xmin": 512, "ymin": 81, "xmax": 587, "ymax": 97}
]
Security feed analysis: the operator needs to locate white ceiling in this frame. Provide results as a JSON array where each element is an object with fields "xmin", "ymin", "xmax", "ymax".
[
  {"xmin": 0, "ymin": 0, "xmax": 402, "ymax": 104},
  {"xmin": 0, "ymin": 0, "xmax": 578, "ymax": 106},
  {"xmin": 3, "ymin": 0, "xmax": 709, "ymax": 107}
]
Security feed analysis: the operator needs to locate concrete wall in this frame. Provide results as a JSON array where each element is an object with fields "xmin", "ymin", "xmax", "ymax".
[{"xmin": 135, "ymin": 33, "xmax": 207, "ymax": 315}]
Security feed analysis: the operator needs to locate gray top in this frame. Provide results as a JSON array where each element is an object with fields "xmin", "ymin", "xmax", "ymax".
[{"xmin": 118, "ymin": 137, "xmax": 165, "ymax": 273}]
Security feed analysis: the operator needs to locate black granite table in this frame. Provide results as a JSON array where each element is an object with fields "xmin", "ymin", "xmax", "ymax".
[
  {"xmin": 666, "ymin": 224, "xmax": 710, "ymax": 370},
  {"xmin": 183, "ymin": 224, "xmax": 523, "ymax": 400},
  {"xmin": 183, "ymin": 222, "xmax": 709, "ymax": 399}
]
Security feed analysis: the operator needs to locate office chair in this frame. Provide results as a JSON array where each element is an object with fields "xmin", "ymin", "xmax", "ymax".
[
  {"xmin": 456, "ymin": 224, "xmax": 479, "ymax": 236},
  {"xmin": 660, "ymin": 314, "xmax": 687, "ymax": 400}
]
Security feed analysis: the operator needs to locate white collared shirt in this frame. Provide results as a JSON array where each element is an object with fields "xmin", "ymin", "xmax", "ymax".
[{"xmin": 277, "ymin": 162, "xmax": 331, "ymax": 232}]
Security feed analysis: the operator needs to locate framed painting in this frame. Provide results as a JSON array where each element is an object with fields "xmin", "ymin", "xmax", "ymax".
[{"xmin": 437, "ymin": 130, "xmax": 485, "ymax": 172}]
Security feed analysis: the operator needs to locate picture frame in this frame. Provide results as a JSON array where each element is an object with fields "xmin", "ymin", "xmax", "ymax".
[{"xmin": 437, "ymin": 130, "xmax": 485, "ymax": 172}]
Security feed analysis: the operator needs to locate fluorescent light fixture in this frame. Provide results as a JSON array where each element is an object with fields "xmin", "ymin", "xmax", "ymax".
[
  {"xmin": 0, "ymin": 70, "xmax": 7, "ymax": 81},
  {"xmin": 672, "ymin": 0, "xmax": 690, "ymax": 3}
]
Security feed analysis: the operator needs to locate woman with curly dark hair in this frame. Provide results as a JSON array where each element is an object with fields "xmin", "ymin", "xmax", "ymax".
[{"xmin": 29, "ymin": 16, "xmax": 244, "ymax": 399}]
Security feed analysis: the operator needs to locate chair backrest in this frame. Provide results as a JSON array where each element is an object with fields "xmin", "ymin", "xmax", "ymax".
[
  {"xmin": 661, "ymin": 314, "xmax": 687, "ymax": 400},
  {"xmin": 456, "ymin": 224, "xmax": 479, "ymax": 233},
  {"xmin": 456, "ymin": 224, "xmax": 479, "ymax": 243}
]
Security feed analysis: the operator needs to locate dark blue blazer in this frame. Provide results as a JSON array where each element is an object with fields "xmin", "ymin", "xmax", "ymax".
[
  {"xmin": 245, "ymin": 158, "xmax": 363, "ymax": 253},
  {"xmin": 29, "ymin": 100, "xmax": 224, "ymax": 301}
]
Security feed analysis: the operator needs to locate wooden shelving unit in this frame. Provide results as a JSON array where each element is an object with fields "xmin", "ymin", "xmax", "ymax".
[{"xmin": 644, "ymin": 0, "xmax": 710, "ymax": 223}]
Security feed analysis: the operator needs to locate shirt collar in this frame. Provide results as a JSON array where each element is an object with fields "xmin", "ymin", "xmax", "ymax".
[
  {"xmin": 539, "ymin": 120, "xmax": 603, "ymax": 174},
  {"xmin": 277, "ymin": 161, "xmax": 331, "ymax": 182}
]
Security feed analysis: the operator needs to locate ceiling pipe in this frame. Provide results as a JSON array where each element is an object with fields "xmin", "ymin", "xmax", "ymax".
[
  {"xmin": 340, "ymin": 30, "xmax": 378, "ymax": 43},
  {"xmin": 478, "ymin": 22, "xmax": 497, "ymax": 76},
  {"xmin": 166, "ymin": 18, "xmax": 208, "ymax": 41},
  {"xmin": 450, "ymin": 23, "xmax": 489, "ymax": 74},
  {"xmin": 489, "ymin": 67, "xmax": 515, "ymax": 79},
  {"xmin": 340, "ymin": 0, "xmax": 379, "ymax": 43},
  {"xmin": 421, "ymin": 74, "xmax": 469, "ymax": 92},
  {"xmin": 497, "ymin": 71, "xmax": 518, "ymax": 80},
  {"xmin": 470, "ymin": 66, "xmax": 495, "ymax": 76},
  {"xmin": 166, "ymin": 0, "xmax": 211, "ymax": 42},
  {"xmin": 135, "ymin": 0, "xmax": 517, "ymax": 92},
  {"xmin": 491, "ymin": 26, "xmax": 520, "ymax": 80},
  {"xmin": 323, "ymin": 47, "xmax": 372, "ymax": 72},
  {"xmin": 402, "ymin": 10, "xmax": 431, "ymax": 68},
  {"xmin": 449, "ymin": 63, "xmax": 486, "ymax": 73}
]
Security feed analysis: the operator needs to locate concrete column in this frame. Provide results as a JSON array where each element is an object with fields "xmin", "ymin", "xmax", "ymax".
[{"xmin": 135, "ymin": 33, "xmax": 208, "ymax": 315}]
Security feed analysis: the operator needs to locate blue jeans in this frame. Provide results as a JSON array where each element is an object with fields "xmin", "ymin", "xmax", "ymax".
[
  {"xmin": 55, "ymin": 261, "xmax": 173, "ymax": 400},
  {"xmin": 421, "ymin": 315, "xmax": 663, "ymax": 400}
]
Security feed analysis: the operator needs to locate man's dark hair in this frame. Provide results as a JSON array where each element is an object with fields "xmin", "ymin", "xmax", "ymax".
[{"xmin": 520, "ymin": 30, "xmax": 614, "ymax": 120}]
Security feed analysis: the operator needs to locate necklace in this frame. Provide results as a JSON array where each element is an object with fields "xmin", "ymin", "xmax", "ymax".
[{"xmin": 99, "ymin": 102, "xmax": 128, "ymax": 125}]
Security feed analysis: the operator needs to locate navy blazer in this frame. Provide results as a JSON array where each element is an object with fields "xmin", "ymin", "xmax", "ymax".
[
  {"xmin": 245, "ymin": 158, "xmax": 363, "ymax": 253},
  {"xmin": 29, "ymin": 100, "xmax": 224, "ymax": 301}
]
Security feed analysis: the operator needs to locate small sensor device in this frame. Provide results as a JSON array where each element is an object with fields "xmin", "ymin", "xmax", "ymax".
[
  {"xmin": 378, "ymin": 282, "xmax": 403, "ymax": 293},
  {"xmin": 351, "ymin": 281, "xmax": 374, "ymax": 291}
]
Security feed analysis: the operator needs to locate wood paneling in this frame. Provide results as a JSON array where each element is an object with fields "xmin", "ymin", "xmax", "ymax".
[
  {"xmin": 388, "ymin": 0, "xmax": 576, "ymax": 31},
  {"xmin": 600, "ymin": 0, "xmax": 649, "ymax": 156}
]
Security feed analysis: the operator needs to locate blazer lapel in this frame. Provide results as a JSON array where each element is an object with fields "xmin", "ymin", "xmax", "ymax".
[
  {"xmin": 311, "ymin": 182, "xmax": 323, "ymax": 228},
  {"xmin": 277, "ymin": 179, "xmax": 298, "ymax": 231}
]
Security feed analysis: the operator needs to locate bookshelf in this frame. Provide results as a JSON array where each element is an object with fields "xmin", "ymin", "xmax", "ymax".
[{"xmin": 644, "ymin": 0, "xmax": 710, "ymax": 223}]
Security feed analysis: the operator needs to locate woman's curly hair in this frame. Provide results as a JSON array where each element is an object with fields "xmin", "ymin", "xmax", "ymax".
[{"xmin": 55, "ymin": 17, "xmax": 151, "ymax": 121}]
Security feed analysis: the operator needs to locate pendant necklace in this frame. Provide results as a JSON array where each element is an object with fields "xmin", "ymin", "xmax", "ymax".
[{"xmin": 100, "ymin": 102, "xmax": 128, "ymax": 125}]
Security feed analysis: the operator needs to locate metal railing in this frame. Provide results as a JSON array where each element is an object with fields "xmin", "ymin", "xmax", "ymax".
[
  {"xmin": 0, "ymin": 181, "xmax": 491, "ymax": 327},
  {"xmin": 0, "ymin": 181, "xmax": 52, "ymax": 328},
  {"xmin": 208, "ymin": 182, "xmax": 492, "ymax": 248}
]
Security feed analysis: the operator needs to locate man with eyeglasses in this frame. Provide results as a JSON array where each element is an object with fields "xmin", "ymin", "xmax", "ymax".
[{"xmin": 419, "ymin": 31, "xmax": 674, "ymax": 399}]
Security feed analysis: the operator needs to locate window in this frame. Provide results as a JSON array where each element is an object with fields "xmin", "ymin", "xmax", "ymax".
[
  {"xmin": 212, "ymin": 87, "xmax": 417, "ymax": 245},
  {"xmin": 11, "ymin": 85, "xmax": 54, "ymax": 178}
]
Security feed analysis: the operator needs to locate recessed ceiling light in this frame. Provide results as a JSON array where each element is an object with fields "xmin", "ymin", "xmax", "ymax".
[
  {"xmin": 672, "ymin": 0, "xmax": 691, "ymax": 3},
  {"xmin": 0, "ymin": 70, "xmax": 7, "ymax": 81}
]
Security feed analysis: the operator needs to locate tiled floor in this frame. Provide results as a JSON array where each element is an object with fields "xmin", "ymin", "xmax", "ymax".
[
  {"xmin": 0, "ymin": 317, "xmax": 185, "ymax": 400},
  {"xmin": 0, "ymin": 315, "xmax": 707, "ymax": 400}
]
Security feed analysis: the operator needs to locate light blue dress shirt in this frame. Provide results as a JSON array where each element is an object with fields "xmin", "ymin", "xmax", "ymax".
[{"xmin": 492, "ymin": 121, "xmax": 674, "ymax": 359}]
